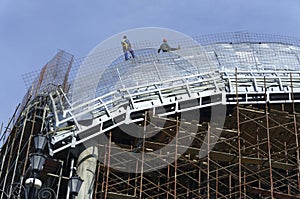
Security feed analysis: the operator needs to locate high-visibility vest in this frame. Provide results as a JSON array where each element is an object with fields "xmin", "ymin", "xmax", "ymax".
[{"xmin": 121, "ymin": 39, "xmax": 129, "ymax": 49}]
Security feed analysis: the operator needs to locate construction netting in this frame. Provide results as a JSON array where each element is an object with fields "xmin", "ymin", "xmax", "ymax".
[{"xmin": 16, "ymin": 31, "xmax": 300, "ymax": 123}]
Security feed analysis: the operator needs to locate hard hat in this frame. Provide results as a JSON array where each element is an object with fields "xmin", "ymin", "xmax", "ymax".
[{"xmin": 163, "ymin": 38, "xmax": 167, "ymax": 42}]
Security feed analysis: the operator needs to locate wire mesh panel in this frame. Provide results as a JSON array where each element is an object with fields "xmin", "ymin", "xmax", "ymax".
[{"xmin": 16, "ymin": 32, "xmax": 300, "ymax": 125}]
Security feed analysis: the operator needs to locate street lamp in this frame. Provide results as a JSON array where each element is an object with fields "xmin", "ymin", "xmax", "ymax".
[
  {"xmin": 26, "ymin": 136, "xmax": 47, "ymax": 199},
  {"xmin": 68, "ymin": 175, "xmax": 84, "ymax": 198},
  {"xmin": 26, "ymin": 152, "xmax": 47, "ymax": 198},
  {"xmin": 33, "ymin": 134, "xmax": 47, "ymax": 152},
  {"xmin": 26, "ymin": 134, "xmax": 84, "ymax": 198},
  {"xmin": 29, "ymin": 153, "xmax": 47, "ymax": 172}
]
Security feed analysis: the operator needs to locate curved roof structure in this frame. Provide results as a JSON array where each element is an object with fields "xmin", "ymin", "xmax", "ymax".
[
  {"xmin": 20, "ymin": 32, "xmax": 300, "ymax": 109},
  {"xmin": 70, "ymin": 41, "xmax": 300, "ymax": 104},
  {"xmin": 17, "ymin": 33, "xmax": 300, "ymax": 130}
]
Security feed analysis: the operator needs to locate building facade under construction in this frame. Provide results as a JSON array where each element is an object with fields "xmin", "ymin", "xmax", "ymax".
[{"xmin": 1, "ymin": 32, "xmax": 300, "ymax": 198}]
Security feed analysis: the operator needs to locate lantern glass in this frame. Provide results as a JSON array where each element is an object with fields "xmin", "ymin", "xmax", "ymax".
[
  {"xmin": 68, "ymin": 175, "xmax": 83, "ymax": 196},
  {"xmin": 33, "ymin": 134, "xmax": 47, "ymax": 151},
  {"xmin": 29, "ymin": 153, "xmax": 47, "ymax": 171}
]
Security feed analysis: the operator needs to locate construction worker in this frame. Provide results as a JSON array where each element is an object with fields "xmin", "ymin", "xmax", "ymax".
[
  {"xmin": 158, "ymin": 38, "xmax": 180, "ymax": 53},
  {"xmin": 121, "ymin": 35, "xmax": 135, "ymax": 60}
]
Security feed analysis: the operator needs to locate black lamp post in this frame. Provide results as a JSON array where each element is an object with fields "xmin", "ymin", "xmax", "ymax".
[
  {"xmin": 68, "ymin": 175, "xmax": 84, "ymax": 198},
  {"xmin": 26, "ymin": 134, "xmax": 83, "ymax": 198},
  {"xmin": 26, "ymin": 153, "xmax": 47, "ymax": 199},
  {"xmin": 25, "ymin": 134, "xmax": 48, "ymax": 199}
]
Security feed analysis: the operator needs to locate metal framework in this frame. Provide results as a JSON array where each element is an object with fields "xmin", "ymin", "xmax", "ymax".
[{"xmin": 1, "ymin": 32, "xmax": 300, "ymax": 198}]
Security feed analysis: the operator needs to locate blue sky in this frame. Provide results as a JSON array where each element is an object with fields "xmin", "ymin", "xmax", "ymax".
[{"xmin": 0, "ymin": 0, "xmax": 299, "ymax": 128}]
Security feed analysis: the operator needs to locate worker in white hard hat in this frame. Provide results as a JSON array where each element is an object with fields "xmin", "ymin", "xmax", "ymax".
[
  {"xmin": 158, "ymin": 38, "xmax": 180, "ymax": 53},
  {"xmin": 121, "ymin": 35, "xmax": 135, "ymax": 60}
]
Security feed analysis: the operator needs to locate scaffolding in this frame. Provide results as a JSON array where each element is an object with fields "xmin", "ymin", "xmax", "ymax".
[
  {"xmin": 92, "ymin": 103, "xmax": 300, "ymax": 198},
  {"xmin": 1, "ymin": 32, "xmax": 300, "ymax": 198}
]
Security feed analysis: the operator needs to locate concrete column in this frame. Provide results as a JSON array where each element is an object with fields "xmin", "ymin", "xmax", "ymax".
[{"xmin": 76, "ymin": 146, "xmax": 98, "ymax": 199}]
